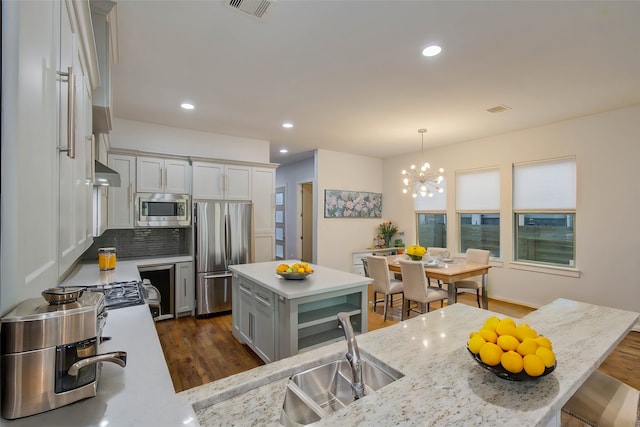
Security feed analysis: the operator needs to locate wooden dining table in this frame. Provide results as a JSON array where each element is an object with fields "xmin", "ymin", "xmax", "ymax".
[{"xmin": 387, "ymin": 256, "xmax": 492, "ymax": 309}]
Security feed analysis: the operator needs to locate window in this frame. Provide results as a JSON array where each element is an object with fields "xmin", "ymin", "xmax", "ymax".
[
  {"xmin": 416, "ymin": 212, "xmax": 447, "ymax": 248},
  {"xmin": 275, "ymin": 187, "xmax": 285, "ymax": 260},
  {"xmin": 415, "ymin": 179, "xmax": 447, "ymax": 248},
  {"xmin": 456, "ymin": 168, "xmax": 500, "ymax": 257},
  {"xmin": 513, "ymin": 157, "xmax": 576, "ymax": 267}
]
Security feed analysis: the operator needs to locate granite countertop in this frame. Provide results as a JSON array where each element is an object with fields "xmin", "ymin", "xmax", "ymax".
[
  {"xmin": 180, "ymin": 298, "xmax": 639, "ymax": 427},
  {"xmin": 229, "ymin": 260, "xmax": 371, "ymax": 299}
]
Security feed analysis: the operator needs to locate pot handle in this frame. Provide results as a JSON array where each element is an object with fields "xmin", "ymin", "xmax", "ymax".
[{"xmin": 68, "ymin": 351, "xmax": 127, "ymax": 376}]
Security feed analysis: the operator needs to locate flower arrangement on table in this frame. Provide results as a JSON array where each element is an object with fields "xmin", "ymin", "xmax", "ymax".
[
  {"xmin": 405, "ymin": 245, "xmax": 427, "ymax": 261},
  {"xmin": 378, "ymin": 221, "xmax": 399, "ymax": 247}
]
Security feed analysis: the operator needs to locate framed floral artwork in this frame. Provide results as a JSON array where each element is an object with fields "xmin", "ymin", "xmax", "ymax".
[{"xmin": 324, "ymin": 190, "xmax": 382, "ymax": 218}]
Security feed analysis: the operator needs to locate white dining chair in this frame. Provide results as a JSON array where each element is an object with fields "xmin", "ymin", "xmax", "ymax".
[
  {"xmin": 561, "ymin": 370, "xmax": 639, "ymax": 427},
  {"xmin": 366, "ymin": 256, "xmax": 404, "ymax": 321},
  {"xmin": 398, "ymin": 259, "xmax": 448, "ymax": 319},
  {"xmin": 425, "ymin": 248, "xmax": 450, "ymax": 288},
  {"xmin": 454, "ymin": 248, "xmax": 490, "ymax": 308}
]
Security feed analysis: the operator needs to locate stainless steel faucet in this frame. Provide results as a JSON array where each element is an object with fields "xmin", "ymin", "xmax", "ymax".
[{"xmin": 337, "ymin": 312, "xmax": 364, "ymax": 400}]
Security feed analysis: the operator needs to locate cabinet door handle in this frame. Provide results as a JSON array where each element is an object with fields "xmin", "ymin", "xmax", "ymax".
[
  {"xmin": 57, "ymin": 67, "xmax": 75, "ymax": 158},
  {"xmin": 255, "ymin": 292, "xmax": 271, "ymax": 307},
  {"xmin": 249, "ymin": 312, "xmax": 254, "ymax": 339},
  {"xmin": 183, "ymin": 277, "xmax": 187, "ymax": 297}
]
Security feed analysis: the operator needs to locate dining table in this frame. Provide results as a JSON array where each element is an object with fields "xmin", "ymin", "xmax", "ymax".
[{"xmin": 387, "ymin": 255, "xmax": 492, "ymax": 309}]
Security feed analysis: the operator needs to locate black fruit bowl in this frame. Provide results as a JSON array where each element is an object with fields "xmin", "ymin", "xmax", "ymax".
[{"xmin": 466, "ymin": 347, "xmax": 556, "ymax": 381}]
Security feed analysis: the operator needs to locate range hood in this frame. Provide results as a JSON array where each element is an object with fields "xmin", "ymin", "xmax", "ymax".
[{"xmin": 95, "ymin": 161, "xmax": 121, "ymax": 187}]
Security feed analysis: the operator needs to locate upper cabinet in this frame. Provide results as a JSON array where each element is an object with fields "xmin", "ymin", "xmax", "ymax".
[
  {"xmin": 192, "ymin": 161, "xmax": 251, "ymax": 200},
  {"xmin": 1, "ymin": 0, "xmax": 99, "ymax": 311},
  {"xmin": 136, "ymin": 156, "xmax": 191, "ymax": 194},
  {"xmin": 90, "ymin": 0, "xmax": 117, "ymax": 134},
  {"xmin": 108, "ymin": 154, "xmax": 136, "ymax": 229}
]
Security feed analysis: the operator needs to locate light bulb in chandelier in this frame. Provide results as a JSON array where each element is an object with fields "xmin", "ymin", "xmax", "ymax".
[{"xmin": 401, "ymin": 128, "xmax": 446, "ymax": 197}]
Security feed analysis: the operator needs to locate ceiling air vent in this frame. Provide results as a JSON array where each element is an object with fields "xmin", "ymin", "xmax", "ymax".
[
  {"xmin": 226, "ymin": 0, "xmax": 274, "ymax": 19},
  {"xmin": 486, "ymin": 105, "xmax": 512, "ymax": 114}
]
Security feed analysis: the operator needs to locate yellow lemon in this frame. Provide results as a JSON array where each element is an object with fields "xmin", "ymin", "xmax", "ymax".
[
  {"xmin": 523, "ymin": 354, "xmax": 546, "ymax": 377},
  {"xmin": 479, "ymin": 342, "xmax": 503, "ymax": 366},
  {"xmin": 495, "ymin": 318, "xmax": 517, "ymax": 337},
  {"xmin": 497, "ymin": 335, "xmax": 520, "ymax": 352},
  {"xmin": 297, "ymin": 268, "xmax": 305, "ymax": 273},
  {"xmin": 483, "ymin": 316, "xmax": 500, "ymax": 332},
  {"xmin": 468, "ymin": 334, "xmax": 486, "ymax": 354},
  {"xmin": 514, "ymin": 324, "xmax": 538, "ymax": 341},
  {"xmin": 516, "ymin": 338, "xmax": 538, "ymax": 356},
  {"xmin": 501, "ymin": 351, "xmax": 524, "ymax": 374},
  {"xmin": 479, "ymin": 328, "xmax": 498, "ymax": 344},
  {"xmin": 534, "ymin": 336, "xmax": 553, "ymax": 350},
  {"xmin": 535, "ymin": 347, "xmax": 556, "ymax": 368}
]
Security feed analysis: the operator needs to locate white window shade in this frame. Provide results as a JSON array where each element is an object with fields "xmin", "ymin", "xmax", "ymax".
[
  {"xmin": 513, "ymin": 158, "xmax": 576, "ymax": 210},
  {"xmin": 456, "ymin": 169, "xmax": 500, "ymax": 210},
  {"xmin": 414, "ymin": 180, "xmax": 447, "ymax": 211}
]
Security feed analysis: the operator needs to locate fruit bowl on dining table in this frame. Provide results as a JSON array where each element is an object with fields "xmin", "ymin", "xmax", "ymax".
[
  {"xmin": 466, "ymin": 315, "xmax": 557, "ymax": 381},
  {"xmin": 276, "ymin": 262, "xmax": 314, "ymax": 280}
]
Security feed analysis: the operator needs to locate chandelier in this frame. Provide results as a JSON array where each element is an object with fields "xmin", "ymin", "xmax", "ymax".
[{"xmin": 401, "ymin": 129, "xmax": 445, "ymax": 198}]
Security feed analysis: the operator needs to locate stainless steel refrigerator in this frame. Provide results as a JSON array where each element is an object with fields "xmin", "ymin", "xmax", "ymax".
[{"xmin": 194, "ymin": 201, "xmax": 253, "ymax": 316}]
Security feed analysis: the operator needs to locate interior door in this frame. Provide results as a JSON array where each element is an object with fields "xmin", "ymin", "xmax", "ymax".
[{"xmin": 301, "ymin": 182, "xmax": 313, "ymax": 263}]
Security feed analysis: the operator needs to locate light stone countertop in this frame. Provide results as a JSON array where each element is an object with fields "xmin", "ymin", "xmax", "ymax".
[
  {"xmin": 180, "ymin": 298, "xmax": 639, "ymax": 427},
  {"xmin": 61, "ymin": 256, "xmax": 194, "ymax": 286},
  {"xmin": 229, "ymin": 260, "xmax": 371, "ymax": 299},
  {"xmin": 0, "ymin": 304, "xmax": 198, "ymax": 427},
  {"xmin": 0, "ymin": 257, "xmax": 197, "ymax": 427}
]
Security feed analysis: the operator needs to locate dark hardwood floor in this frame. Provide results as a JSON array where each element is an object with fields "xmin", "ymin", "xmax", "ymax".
[{"xmin": 155, "ymin": 290, "xmax": 640, "ymax": 393}]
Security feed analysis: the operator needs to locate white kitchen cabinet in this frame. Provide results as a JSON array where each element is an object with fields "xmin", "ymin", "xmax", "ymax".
[
  {"xmin": 192, "ymin": 161, "xmax": 251, "ymax": 200},
  {"xmin": 108, "ymin": 154, "xmax": 136, "ymax": 229},
  {"xmin": 233, "ymin": 277, "xmax": 276, "ymax": 363},
  {"xmin": 237, "ymin": 280, "xmax": 254, "ymax": 344},
  {"xmin": 136, "ymin": 156, "xmax": 190, "ymax": 194},
  {"xmin": 175, "ymin": 261, "xmax": 194, "ymax": 316},
  {"xmin": 58, "ymin": 0, "xmax": 95, "ymax": 276},
  {"xmin": 1, "ymin": 0, "xmax": 98, "ymax": 310},
  {"xmin": 252, "ymin": 166, "xmax": 276, "ymax": 262},
  {"xmin": 3, "ymin": 1, "xmax": 61, "ymax": 300}
]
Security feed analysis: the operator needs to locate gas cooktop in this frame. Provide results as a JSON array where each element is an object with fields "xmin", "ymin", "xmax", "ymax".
[{"xmin": 87, "ymin": 281, "xmax": 145, "ymax": 309}]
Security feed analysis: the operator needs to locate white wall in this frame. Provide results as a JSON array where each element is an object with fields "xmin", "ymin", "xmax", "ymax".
[
  {"xmin": 383, "ymin": 104, "xmax": 640, "ymax": 313},
  {"xmin": 275, "ymin": 156, "xmax": 315, "ymax": 259},
  {"xmin": 316, "ymin": 149, "xmax": 384, "ymax": 272},
  {"xmin": 111, "ymin": 118, "xmax": 271, "ymax": 163}
]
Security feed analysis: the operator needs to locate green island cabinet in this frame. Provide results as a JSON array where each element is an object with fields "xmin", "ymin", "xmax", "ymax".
[{"xmin": 230, "ymin": 260, "xmax": 371, "ymax": 363}]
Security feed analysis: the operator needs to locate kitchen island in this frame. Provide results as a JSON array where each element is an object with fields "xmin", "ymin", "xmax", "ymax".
[
  {"xmin": 180, "ymin": 298, "xmax": 638, "ymax": 427},
  {"xmin": 229, "ymin": 260, "xmax": 372, "ymax": 363}
]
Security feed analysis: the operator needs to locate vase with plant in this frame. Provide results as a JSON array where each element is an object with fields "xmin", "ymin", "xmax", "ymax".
[
  {"xmin": 378, "ymin": 221, "xmax": 398, "ymax": 248},
  {"xmin": 394, "ymin": 239, "xmax": 405, "ymax": 254},
  {"xmin": 406, "ymin": 245, "xmax": 427, "ymax": 261}
]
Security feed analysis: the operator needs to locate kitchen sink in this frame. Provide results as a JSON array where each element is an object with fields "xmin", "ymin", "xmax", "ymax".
[{"xmin": 280, "ymin": 356, "xmax": 403, "ymax": 426}]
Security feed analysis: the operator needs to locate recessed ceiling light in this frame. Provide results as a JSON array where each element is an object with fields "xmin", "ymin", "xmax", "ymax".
[
  {"xmin": 181, "ymin": 103, "xmax": 194, "ymax": 110},
  {"xmin": 282, "ymin": 122, "xmax": 293, "ymax": 128},
  {"xmin": 280, "ymin": 149, "xmax": 288, "ymax": 153},
  {"xmin": 422, "ymin": 45, "xmax": 442, "ymax": 57}
]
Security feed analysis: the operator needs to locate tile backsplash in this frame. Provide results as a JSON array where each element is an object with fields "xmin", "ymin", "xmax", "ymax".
[{"xmin": 82, "ymin": 228, "xmax": 189, "ymax": 261}]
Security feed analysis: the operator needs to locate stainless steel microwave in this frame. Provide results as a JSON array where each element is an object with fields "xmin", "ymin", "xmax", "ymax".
[{"xmin": 135, "ymin": 193, "xmax": 191, "ymax": 227}]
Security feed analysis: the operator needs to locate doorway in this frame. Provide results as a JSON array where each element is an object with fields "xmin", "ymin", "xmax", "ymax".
[{"xmin": 299, "ymin": 182, "xmax": 314, "ymax": 263}]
